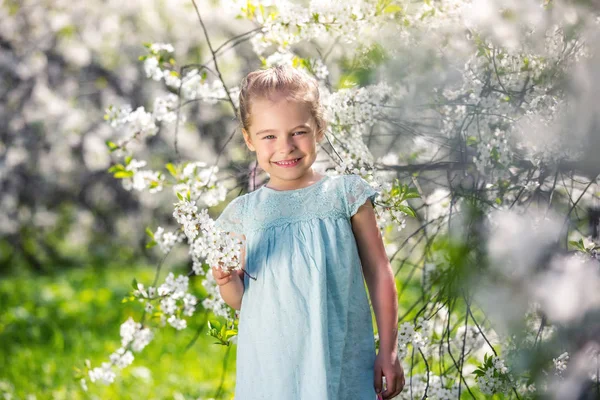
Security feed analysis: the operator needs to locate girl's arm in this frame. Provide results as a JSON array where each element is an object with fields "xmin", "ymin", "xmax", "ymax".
[
  {"xmin": 217, "ymin": 268, "xmax": 245, "ymax": 310},
  {"xmin": 351, "ymin": 200, "xmax": 404, "ymax": 399}
]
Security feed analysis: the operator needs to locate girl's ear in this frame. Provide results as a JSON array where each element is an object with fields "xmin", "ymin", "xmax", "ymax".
[
  {"xmin": 316, "ymin": 130, "xmax": 325, "ymax": 143},
  {"xmin": 316, "ymin": 123, "xmax": 326, "ymax": 143},
  {"xmin": 242, "ymin": 128, "xmax": 256, "ymax": 152}
]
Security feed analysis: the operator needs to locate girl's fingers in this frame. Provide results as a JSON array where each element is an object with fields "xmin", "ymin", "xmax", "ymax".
[
  {"xmin": 382, "ymin": 377, "xmax": 396, "ymax": 399},
  {"xmin": 215, "ymin": 276, "xmax": 228, "ymax": 285},
  {"xmin": 373, "ymin": 366, "xmax": 383, "ymax": 394},
  {"xmin": 216, "ymin": 276, "xmax": 231, "ymax": 286},
  {"xmin": 389, "ymin": 376, "xmax": 403, "ymax": 398},
  {"xmin": 211, "ymin": 266, "xmax": 231, "ymax": 279}
]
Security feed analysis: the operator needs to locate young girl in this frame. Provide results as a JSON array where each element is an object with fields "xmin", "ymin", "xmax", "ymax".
[{"xmin": 212, "ymin": 65, "xmax": 404, "ymax": 400}]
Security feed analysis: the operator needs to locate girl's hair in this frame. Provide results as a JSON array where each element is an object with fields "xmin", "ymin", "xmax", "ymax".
[{"xmin": 238, "ymin": 65, "xmax": 326, "ymax": 136}]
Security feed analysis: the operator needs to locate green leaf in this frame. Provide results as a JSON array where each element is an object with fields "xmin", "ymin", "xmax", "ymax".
[
  {"xmin": 176, "ymin": 192, "xmax": 184, "ymax": 201},
  {"xmin": 108, "ymin": 164, "xmax": 125, "ymax": 173},
  {"xmin": 132, "ymin": 278, "xmax": 138, "ymax": 290},
  {"xmin": 124, "ymin": 155, "xmax": 133, "ymax": 166},
  {"xmin": 403, "ymin": 192, "xmax": 421, "ymax": 200},
  {"xmin": 57, "ymin": 25, "xmax": 76, "ymax": 38},
  {"xmin": 106, "ymin": 141, "xmax": 119, "ymax": 152},
  {"xmin": 186, "ymin": 189, "xmax": 191, "ymax": 201},
  {"xmin": 146, "ymin": 227, "xmax": 155, "ymax": 239},
  {"xmin": 383, "ymin": 4, "xmax": 403, "ymax": 14},
  {"xmin": 165, "ymin": 163, "xmax": 178, "ymax": 178},
  {"xmin": 397, "ymin": 205, "xmax": 416, "ymax": 218},
  {"xmin": 146, "ymin": 240, "xmax": 157, "ymax": 249},
  {"xmin": 338, "ymin": 73, "xmax": 359, "ymax": 89},
  {"xmin": 466, "ymin": 136, "xmax": 478, "ymax": 146},
  {"xmin": 113, "ymin": 171, "xmax": 134, "ymax": 179}
]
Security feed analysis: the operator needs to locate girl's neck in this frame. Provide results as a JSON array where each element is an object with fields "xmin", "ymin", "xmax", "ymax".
[{"xmin": 265, "ymin": 169, "xmax": 323, "ymax": 191}]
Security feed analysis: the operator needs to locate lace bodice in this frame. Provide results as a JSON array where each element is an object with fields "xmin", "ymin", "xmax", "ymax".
[{"xmin": 215, "ymin": 174, "xmax": 378, "ymax": 234}]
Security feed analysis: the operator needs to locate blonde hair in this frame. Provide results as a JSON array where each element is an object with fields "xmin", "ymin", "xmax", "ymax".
[{"xmin": 238, "ymin": 65, "xmax": 326, "ymax": 136}]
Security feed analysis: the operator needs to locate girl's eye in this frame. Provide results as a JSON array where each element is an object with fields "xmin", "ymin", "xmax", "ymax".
[
  {"xmin": 263, "ymin": 135, "xmax": 276, "ymax": 140},
  {"xmin": 292, "ymin": 131, "xmax": 307, "ymax": 136}
]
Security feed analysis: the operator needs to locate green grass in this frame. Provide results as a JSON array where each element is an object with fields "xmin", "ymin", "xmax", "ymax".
[
  {"xmin": 0, "ymin": 254, "xmax": 430, "ymax": 400},
  {"xmin": 0, "ymin": 265, "xmax": 236, "ymax": 400}
]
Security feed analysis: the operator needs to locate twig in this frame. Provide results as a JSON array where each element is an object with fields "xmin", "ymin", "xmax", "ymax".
[
  {"xmin": 184, "ymin": 309, "xmax": 209, "ymax": 352},
  {"xmin": 213, "ymin": 345, "xmax": 233, "ymax": 399},
  {"xmin": 418, "ymin": 347, "xmax": 430, "ymax": 400},
  {"xmin": 191, "ymin": 0, "xmax": 238, "ymax": 116}
]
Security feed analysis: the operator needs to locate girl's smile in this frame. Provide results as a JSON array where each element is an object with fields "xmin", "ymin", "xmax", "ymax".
[{"xmin": 272, "ymin": 157, "xmax": 302, "ymax": 167}]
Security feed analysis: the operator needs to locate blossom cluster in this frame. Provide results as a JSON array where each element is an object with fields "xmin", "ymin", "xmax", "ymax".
[
  {"xmin": 172, "ymin": 162, "xmax": 227, "ymax": 208},
  {"xmin": 322, "ymin": 83, "xmax": 397, "ymax": 176},
  {"xmin": 397, "ymin": 318, "xmax": 431, "ymax": 359},
  {"xmin": 153, "ymin": 227, "xmax": 185, "ymax": 254},
  {"xmin": 397, "ymin": 374, "xmax": 459, "ymax": 400},
  {"xmin": 87, "ymin": 270, "xmax": 201, "ymax": 386},
  {"xmin": 263, "ymin": 50, "xmax": 329, "ymax": 81},
  {"xmin": 88, "ymin": 317, "xmax": 154, "ymax": 385},
  {"xmin": 143, "ymin": 44, "xmax": 237, "ymax": 105},
  {"xmin": 553, "ymin": 351, "xmax": 569, "ymax": 376},
  {"xmin": 105, "ymin": 105, "xmax": 159, "ymax": 148},
  {"xmin": 121, "ymin": 159, "xmax": 165, "ymax": 193},
  {"xmin": 475, "ymin": 355, "xmax": 512, "ymax": 395},
  {"xmin": 172, "ymin": 198, "xmax": 244, "ymax": 278},
  {"xmin": 325, "ymin": 83, "xmax": 394, "ymax": 127},
  {"xmin": 245, "ymin": 0, "xmax": 399, "ymax": 56}
]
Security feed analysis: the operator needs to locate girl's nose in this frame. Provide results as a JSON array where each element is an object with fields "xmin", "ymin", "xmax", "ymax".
[{"xmin": 277, "ymin": 136, "xmax": 296, "ymax": 154}]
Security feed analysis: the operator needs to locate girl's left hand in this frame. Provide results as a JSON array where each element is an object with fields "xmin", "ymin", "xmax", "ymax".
[{"xmin": 374, "ymin": 351, "xmax": 405, "ymax": 399}]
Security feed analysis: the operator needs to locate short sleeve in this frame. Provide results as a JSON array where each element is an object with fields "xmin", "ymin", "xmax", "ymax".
[
  {"xmin": 214, "ymin": 195, "xmax": 246, "ymax": 236},
  {"xmin": 343, "ymin": 174, "xmax": 379, "ymax": 218}
]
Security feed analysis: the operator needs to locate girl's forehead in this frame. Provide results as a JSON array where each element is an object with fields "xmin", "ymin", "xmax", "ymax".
[
  {"xmin": 249, "ymin": 97, "xmax": 314, "ymax": 132},
  {"xmin": 251, "ymin": 94, "xmax": 309, "ymax": 112}
]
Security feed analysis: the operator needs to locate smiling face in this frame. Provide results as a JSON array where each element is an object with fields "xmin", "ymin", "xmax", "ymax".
[{"xmin": 242, "ymin": 95, "xmax": 324, "ymax": 190}]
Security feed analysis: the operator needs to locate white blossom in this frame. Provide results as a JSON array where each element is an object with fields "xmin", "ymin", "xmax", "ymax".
[
  {"xmin": 553, "ymin": 352, "xmax": 569, "ymax": 375},
  {"xmin": 167, "ymin": 315, "xmax": 187, "ymax": 330},
  {"xmin": 109, "ymin": 348, "xmax": 135, "ymax": 369},
  {"xmin": 154, "ymin": 227, "xmax": 185, "ymax": 254},
  {"xmin": 88, "ymin": 362, "xmax": 116, "ymax": 385},
  {"xmin": 144, "ymin": 57, "xmax": 164, "ymax": 81}
]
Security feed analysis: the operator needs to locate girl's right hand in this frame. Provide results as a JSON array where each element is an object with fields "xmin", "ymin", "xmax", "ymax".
[{"xmin": 211, "ymin": 265, "xmax": 238, "ymax": 286}]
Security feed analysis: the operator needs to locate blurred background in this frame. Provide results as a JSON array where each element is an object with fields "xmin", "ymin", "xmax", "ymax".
[{"xmin": 0, "ymin": 1, "xmax": 249, "ymax": 398}]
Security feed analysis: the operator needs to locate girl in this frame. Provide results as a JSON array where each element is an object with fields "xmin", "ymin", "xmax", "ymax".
[{"xmin": 212, "ymin": 65, "xmax": 404, "ymax": 400}]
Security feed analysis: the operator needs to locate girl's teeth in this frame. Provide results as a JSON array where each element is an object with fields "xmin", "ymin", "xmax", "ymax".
[{"xmin": 277, "ymin": 158, "xmax": 299, "ymax": 165}]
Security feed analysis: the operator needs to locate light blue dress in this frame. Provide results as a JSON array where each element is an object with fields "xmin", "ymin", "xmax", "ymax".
[{"xmin": 215, "ymin": 174, "xmax": 379, "ymax": 400}]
